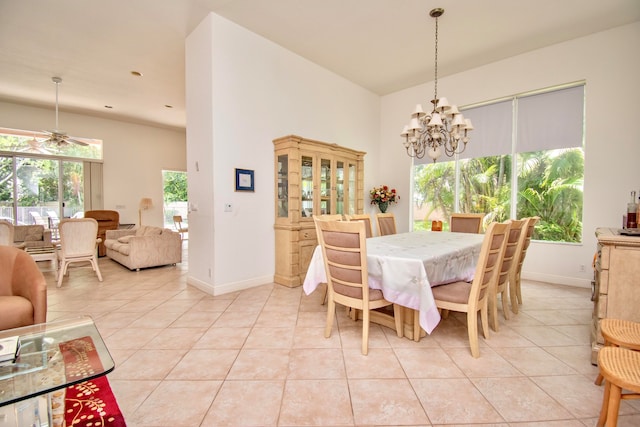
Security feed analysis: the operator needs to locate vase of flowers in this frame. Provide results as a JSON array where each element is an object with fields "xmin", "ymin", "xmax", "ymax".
[{"xmin": 370, "ymin": 185, "xmax": 399, "ymax": 213}]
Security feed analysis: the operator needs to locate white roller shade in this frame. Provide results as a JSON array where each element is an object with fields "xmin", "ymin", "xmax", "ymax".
[
  {"xmin": 517, "ymin": 85, "xmax": 584, "ymax": 152},
  {"xmin": 458, "ymin": 100, "xmax": 513, "ymax": 160}
]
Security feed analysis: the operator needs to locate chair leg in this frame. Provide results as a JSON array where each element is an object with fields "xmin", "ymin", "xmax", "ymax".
[
  {"xmin": 467, "ymin": 310, "xmax": 480, "ymax": 358},
  {"xmin": 92, "ymin": 258, "xmax": 103, "ymax": 282},
  {"xmin": 56, "ymin": 260, "xmax": 65, "ymax": 288},
  {"xmin": 361, "ymin": 307, "xmax": 370, "ymax": 355},
  {"xmin": 515, "ymin": 273, "xmax": 523, "ymax": 305},
  {"xmin": 509, "ymin": 274, "xmax": 519, "ymax": 314},
  {"xmin": 324, "ymin": 298, "xmax": 336, "ymax": 339},
  {"xmin": 597, "ymin": 379, "xmax": 611, "ymax": 427},
  {"xmin": 320, "ymin": 283, "xmax": 328, "ymax": 305},
  {"xmin": 489, "ymin": 293, "xmax": 499, "ymax": 332},
  {"xmin": 501, "ymin": 290, "xmax": 510, "ymax": 321},
  {"xmin": 480, "ymin": 301, "xmax": 490, "ymax": 340},
  {"xmin": 392, "ymin": 304, "xmax": 403, "ymax": 338},
  {"xmin": 413, "ymin": 309, "xmax": 420, "ymax": 342}
]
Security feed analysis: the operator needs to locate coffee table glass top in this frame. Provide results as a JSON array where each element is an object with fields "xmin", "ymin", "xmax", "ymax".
[{"xmin": 0, "ymin": 316, "xmax": 114, "ymax": 407}]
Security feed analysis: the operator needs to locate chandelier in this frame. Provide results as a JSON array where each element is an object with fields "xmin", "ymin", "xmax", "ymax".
[{"xmin": 401, "ymin": 8, "xmax": 473, "ymax": 162}]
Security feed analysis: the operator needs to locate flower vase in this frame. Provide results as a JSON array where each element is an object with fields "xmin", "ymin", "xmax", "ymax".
[{"xmin": 378, "ymin": 201, "xmax": 389, "ymax": 213}]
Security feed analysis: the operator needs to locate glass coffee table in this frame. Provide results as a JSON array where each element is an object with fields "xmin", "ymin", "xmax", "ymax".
[{"xmin": 0, "ymin": 316, "xmax": 114, "ymax": 426}]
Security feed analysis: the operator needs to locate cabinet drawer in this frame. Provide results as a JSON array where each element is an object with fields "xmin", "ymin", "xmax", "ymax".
[{"xmin": 299, "ymin": 228, "xmax": 317, "ymax": 242}]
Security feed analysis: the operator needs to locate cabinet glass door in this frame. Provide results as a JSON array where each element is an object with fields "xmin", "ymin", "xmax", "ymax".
[
  {"xmin": 320, "ymin": 158, "xmax": 331, "ymax": 215},
  {"xmin": 348, "ymin": 162, "xmax": 357, "ymax": 214},
  {"xmin": 277, "ymin": 154, "xmax": 288, "ymax": 218},
  {"xmin": 301, "ymin": 155, "xmax": 313, "ymax": 218},
  {"xmin": 336, "ymin": 161, "xmax": 344, "ymax": 214}
]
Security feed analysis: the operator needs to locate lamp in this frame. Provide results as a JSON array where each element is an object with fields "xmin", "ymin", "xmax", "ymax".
[
  {"xmin": 138, "ymin": 198, "xmax": 153, "ymax": 226},
  {"xmin": 401, "ymin": 8, "xmax": 473, "ymax": 162}
]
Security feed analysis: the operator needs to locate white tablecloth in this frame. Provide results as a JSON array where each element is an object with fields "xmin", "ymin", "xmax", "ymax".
[{"xmin": 303, "ymin": 230, "xmax": 484, "ymax": 334}]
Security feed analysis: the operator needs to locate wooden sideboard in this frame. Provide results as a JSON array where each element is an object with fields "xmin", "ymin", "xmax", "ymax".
[{"xmin": 591, "ymin": 227, "xmax": 640, "ymax": 364}]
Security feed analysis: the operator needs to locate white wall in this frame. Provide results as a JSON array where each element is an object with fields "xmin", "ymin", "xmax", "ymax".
[
  {"xmin": 380, "ymin": 22, "xmax": 640, "ymax": 287},
  {"xmin": 0, "ymin": 101, "xmax": 186, "ymax": 227},
  {"xmin": 186, "ymin": 13, "xmax": 380, "ymax": 295}
]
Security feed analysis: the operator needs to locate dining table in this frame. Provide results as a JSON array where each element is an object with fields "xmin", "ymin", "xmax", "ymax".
[{"xmin": 303, "ymin": 230, "xmax": 485, "ymax": 339}]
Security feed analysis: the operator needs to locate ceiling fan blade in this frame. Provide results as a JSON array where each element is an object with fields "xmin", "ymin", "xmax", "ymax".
[{"xmin": 65, "ymin": 137, "xmax": 89, "ymax": 146}]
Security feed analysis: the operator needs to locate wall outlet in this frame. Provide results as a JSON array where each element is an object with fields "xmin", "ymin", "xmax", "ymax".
[{"xmin": 579, "ymin": 264, "xmax": 586, "ymax": 272}]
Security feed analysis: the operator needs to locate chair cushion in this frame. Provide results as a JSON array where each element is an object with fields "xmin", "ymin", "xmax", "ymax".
[
  {"xmin": 0, "ymin": 296, "xmax": 34, "ymax": 330},
  {"xmin": 431, "ymin": 281, "xmax": 472, "ymax": 304},
  {"xmin": 333, "ymin": 283, "xmax": 385, "ymax": 301},
  {"xmin": 117, "ymin": 235, "xmax": 134, "ymax": 244}
]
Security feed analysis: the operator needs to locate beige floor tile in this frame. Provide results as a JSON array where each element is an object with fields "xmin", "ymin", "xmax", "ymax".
[
  {"xmin": 203, "ymin": 380, "xmax": 284, "ymax": 426},
  {"xmin": 108, "ymin": 349, "xmax": 187, "ymax": 380},
  {"xmin": 349, "ymin": 378, "xmax": 429, "ymax": 425},
  {"xmin": 472, "ymin": 377, "xmax": 573, "ymax": 422},
  {"xmin": 226, "ymin": 349, "xmax": 290, "ymax": 379},
  {"xmin": 287, "ymin": 348, "xmax": 346, "ymax": 379},
  {"xmin": 530, "ymin": 374, "xmax": 605, "ymax": 418},
  {"xmin": 493, "ymin": 346, "xmax": 578, "ymax": 376},
  {"xmin": 171, "ymin": 310, "xmax": 222, "ymax": 327},
  {"xmin": 193, "ymin": 326, "xmax": 250, "ymax": 349},
  {"xmin": 411, "ymin": 378, "xmax": 504, "ymax": 424},
  {"xmin": 343, "ymin": 348, "xmax": 405, "ymax": 379},
  {"xmin": 292, "ymin": 326, "xmax": 342, "ymax": 349},
  {"xmin": 445, "ymin": 347, "xmax": 521, "ymax": 377},
  {"xmin": 279, "ymin": 379, "xmax": 353, "ymax": 426},
  {"xmin": 243, "ymin": 326, "xmax": 295, "ymax": 349},
  {"xmin": 145, "ymin": 327, "xmax": 206, "ymax": 349},
  {"xmin": 395, "ymin": 347, "xmax": 464, "ymax": 378},
  {"xmin": 167, "ymin": 349, "xmax": 239, "ymax": 380},
  {"xmin": 128, "ymin": 380, "xmax": 221, "ymax": 426}
]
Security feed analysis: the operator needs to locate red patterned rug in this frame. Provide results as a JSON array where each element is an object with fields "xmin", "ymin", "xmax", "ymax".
[{"xmin": 57, "ymin": 337, "xmax": 126, "ymax": 427}]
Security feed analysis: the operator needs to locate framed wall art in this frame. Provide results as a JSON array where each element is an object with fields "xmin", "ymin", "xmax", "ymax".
[{"xmin": 235, "ymin": 168, "xmax": 255, "ymax": 192}]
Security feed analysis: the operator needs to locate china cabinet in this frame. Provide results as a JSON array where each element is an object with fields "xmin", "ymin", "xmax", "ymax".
[
  {"xmin": 591, "ymin": 227, "xmax": 640, "ymax": 364},
  {"xmin": 273, "ymin": 135, "xmax": 365, "ymax": 287}
]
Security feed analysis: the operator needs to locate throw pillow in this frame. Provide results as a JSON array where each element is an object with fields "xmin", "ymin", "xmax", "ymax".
[{"xmin": 117, "ymin": 236, "xmax": 134, "ymax": 244}]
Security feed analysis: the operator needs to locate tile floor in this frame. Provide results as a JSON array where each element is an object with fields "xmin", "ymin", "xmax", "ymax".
[{"xmin": 39, "ymin": 247, "xmax": 640, "ymax": 427}]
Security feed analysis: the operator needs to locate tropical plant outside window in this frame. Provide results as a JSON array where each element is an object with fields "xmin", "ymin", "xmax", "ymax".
[
  {"xmin": 412, "ymin": 84, "xmax": 585, "ymax": 243},
  {"xmin": 163, "ymin": 170, "xmax": 188, "ymax": 230}
]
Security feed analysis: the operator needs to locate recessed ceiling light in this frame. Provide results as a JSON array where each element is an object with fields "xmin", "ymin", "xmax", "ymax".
[
  {"xmin": 104, "ymin": 105, "xmax": 113, "ymax": 109},
  {"xmin": 164, "ymin": 105, "xmax": 173, "ymax": 109},
  {"xmin": 130, "ymin": 71, "xmax": 143, "ymax": 77}
]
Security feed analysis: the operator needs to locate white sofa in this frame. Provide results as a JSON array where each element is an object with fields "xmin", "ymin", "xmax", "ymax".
[{"xmin": 104, "ymin": 226, "xmax": 182, "ymax": 271}]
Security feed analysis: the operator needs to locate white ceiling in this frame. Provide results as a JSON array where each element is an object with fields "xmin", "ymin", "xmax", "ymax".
[{"xmin": 1, "ymin": 0, "xmax": 639, "ymax": 131}]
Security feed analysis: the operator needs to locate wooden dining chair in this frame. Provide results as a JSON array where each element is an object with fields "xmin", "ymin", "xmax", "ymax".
[
  {"xmin": 314, "ymin": 218, "xmax": 402, "ymax": 355},
  {"xmin": 489, "ymin": 219, "xmax": 526, "ymax": 332},
  {"xmin": 510, "ymin": 216, "xmax": 540, "ymax": 314},
  {"xmin": 346, "ymin": 214, "xmax": 373, "ymax": 238},
  {"xmin": 432, "ymin": 221, "xmax": 510, "ymax": 358},
  {"xmin": 314, "ymin": 214, "xmax": 344, "ymax": 305},
  {"xmin": 450, "ymin": 213, "xmax": 485, "ymax": 233},
  {"xmin": 375, "ymin": 213, "xmax": 397, "ymax": 236}
]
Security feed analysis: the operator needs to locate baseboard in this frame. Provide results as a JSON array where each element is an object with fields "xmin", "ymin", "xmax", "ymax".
[
  {"xmin": 187, "ymin": 274, "xmax": 274, "ymax": 296},
  {"xmin": 522, "ymin": 271, "xmax": 591, "ymax": 288}
]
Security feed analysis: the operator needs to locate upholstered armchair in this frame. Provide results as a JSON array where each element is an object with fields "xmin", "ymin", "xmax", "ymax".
[
  {"xmin": 84, "ymin": 210, "xmax": 120, "ymax": 257},
  {"xmin": 0, "ymin": 245, "xmax": 47, "ymax": 330}
]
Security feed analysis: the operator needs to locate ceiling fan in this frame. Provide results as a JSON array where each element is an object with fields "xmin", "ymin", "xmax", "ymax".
[{"xmin": 41, "ymin": 76, "xmax": 88, "ymax": 146}]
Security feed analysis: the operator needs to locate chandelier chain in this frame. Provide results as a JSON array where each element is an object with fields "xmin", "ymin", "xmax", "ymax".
[{"xmin": 433, "ymin": 15, "xmax": 438, "ymax": 102}]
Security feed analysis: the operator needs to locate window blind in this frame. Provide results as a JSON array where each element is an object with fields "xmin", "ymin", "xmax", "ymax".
[{"xmin": 516, "ymin": 85, "xmax": 584, "ymax": 152}]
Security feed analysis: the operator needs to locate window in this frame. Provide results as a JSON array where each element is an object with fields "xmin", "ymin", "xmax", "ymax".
[
  {"xmin": 412, "ymin": 83, "xmax": 585, "ymax": 243},
  {"xmin": 0, "ymin": 127, "xmax": 103, "ymax": 224}
]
